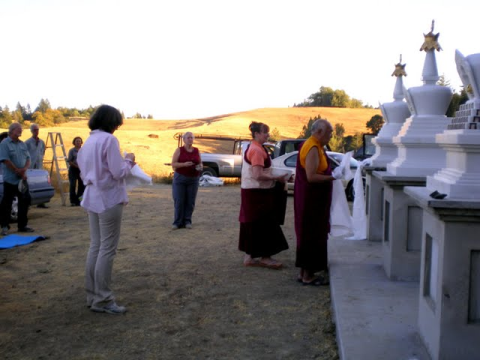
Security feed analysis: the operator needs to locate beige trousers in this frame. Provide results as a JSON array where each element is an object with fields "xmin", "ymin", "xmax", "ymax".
[{"xmin": 85, "ymin": 204, "xmax": 124, "ymax": 308}]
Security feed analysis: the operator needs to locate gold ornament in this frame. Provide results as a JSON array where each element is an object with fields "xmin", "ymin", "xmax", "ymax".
[
  {"xmin": 420, "ymin": 20, "xmax": 442, "ymax": 52},
  {"xmin": 392, "ymin": 55, "xmax": 407, "ymax": 77}
]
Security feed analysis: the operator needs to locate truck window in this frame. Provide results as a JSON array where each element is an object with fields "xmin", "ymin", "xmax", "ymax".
[
  {"xmin": 285, "ymin": 143, "xmax": 295, "ymax": 154},
  {"xmin": 234, "ymin": 141, "xmax": 242, "ymax": 155},
  {"xmin": 264, "ymin": 144, "xmax": 274, "ymax": 157}
]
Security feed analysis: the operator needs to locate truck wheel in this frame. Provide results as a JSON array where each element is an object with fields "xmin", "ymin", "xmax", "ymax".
[
  {"xmin": 345, "ymin": 178, "xmax": 366, "ymax": 202},
  {"xmin": 202, "ymin": 167, "xmax": 218, "ymax": 177},
  {"xmin": 10, "ymin": 196, "xmax": 18, "ymax": 222},
  {"xmin": 345, "ymin": 180, "xmax": 355, "ymax": 202}
]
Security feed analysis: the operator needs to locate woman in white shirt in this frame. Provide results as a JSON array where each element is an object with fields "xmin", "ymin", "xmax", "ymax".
[{"xmin": 77, "ymin": 105, "xmax": 135, "ymax": 315}]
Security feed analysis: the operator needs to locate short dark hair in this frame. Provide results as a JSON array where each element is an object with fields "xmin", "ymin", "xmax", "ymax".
[
  {"xmin": 248, "ymin": 121, "xmax": 269, "ymax": 138},
  {"xmin": 72, "ymin": 136, "xmax": 83, "ymax": 145},
  {"xmin": 88, "ymin": 105, "xmax": 123, "ymax": 133}
]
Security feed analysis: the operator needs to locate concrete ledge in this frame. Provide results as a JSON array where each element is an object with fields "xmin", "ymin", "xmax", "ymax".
[
  {"xmin": 329, "ymin": 238, "xmax": 431, "ymax": 360},
  {"xmin": 405, "ymin": 186, "xmax": 480, "ymax": 210}
]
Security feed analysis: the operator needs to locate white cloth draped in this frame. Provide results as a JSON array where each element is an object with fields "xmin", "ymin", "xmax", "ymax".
[{"xmin": 346, "ymin": 158, "xmax": 371, "ymax": 240}]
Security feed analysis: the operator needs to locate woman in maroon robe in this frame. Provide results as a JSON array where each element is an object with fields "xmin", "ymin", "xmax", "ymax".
[{"xmin": 239, "ymin": 122, "xmax": 290, "ymax": 269}]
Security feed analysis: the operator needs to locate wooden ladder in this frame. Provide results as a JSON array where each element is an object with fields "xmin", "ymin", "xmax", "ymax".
[{"xmin": 45, "ymin": 132, "xmax": 70, "ymax": 206}]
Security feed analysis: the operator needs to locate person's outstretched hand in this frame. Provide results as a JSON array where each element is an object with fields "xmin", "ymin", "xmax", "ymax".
[
  {"xmin": 125, "ymin": 153, "xmax": 136, "ymax": 165},
  {"xmin": 332, "ymin": 167, "xmax": 344, "ymax": 180},
  {"xmin": 276, "ymin": 173, "xmax": 291, "ymax": 183}
]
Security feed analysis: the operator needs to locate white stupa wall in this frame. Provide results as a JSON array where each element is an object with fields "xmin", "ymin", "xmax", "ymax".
[
  {"xmin": 370, "ymin": 74, "xmax": 411, "ymax": 167},
  {"xmin": 427, "ymin": 51, "xmax": 480, "ymax": 199},
  {"xmin": 387, "ymin": 49, "xmax": 452, "ymax": 176}
]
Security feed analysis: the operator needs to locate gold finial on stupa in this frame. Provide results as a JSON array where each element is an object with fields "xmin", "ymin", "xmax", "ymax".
[
  {"xmin": 420, "ymin": 20, "xmax": 442, "ymax": 52},
  {"xmin": 392, "ymin": 54, "xmax": 407, "ymax": 77}
]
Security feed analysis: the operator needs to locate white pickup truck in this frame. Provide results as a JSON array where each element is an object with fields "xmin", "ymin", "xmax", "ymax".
[
  {"xmin": 201, "ymin": 153, "xmax": 243, "ymax": 177},
  {"xmin": 200, "ymin": 140, "xmax": 252, "ymax": 177},
  {"xmin": 171, "ymin": 133, "xmax": 304, "ymax": 178},
  {"xmin": 200, "ymin": 139, "xmax": 300, "ymax": 178}
]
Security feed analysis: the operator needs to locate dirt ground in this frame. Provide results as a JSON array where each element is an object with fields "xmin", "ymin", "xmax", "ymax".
[{"xmin": 0, "ymin": 184, "xmax": 338, "ymax": 360}]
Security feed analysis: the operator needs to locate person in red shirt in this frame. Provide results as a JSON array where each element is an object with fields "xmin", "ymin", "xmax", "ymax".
[{"xmin": 171, "ymin": 132, "xmax": 203, "ymax": 230}]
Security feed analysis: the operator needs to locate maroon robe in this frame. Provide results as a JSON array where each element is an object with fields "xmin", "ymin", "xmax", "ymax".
[
  {"xmin": 294, "ymin": 145, "xmax": 332, "ymax": 272},
  {"xmin": 238, "ymin": 145, "xmax": 289, "ymax": 258}
]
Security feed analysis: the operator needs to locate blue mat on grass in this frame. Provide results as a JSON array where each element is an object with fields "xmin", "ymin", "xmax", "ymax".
[{"xmin": 0, "ymin": 234, "xmax": 46, "ymax": 249}]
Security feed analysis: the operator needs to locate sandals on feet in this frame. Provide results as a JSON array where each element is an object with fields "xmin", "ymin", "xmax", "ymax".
[
  {"xmin": 302, "ymin": 275, "xmax": 329, "ymax": 286},
  {"xmin": 244, "ymin": 259, "xmax": 261, "ymax": 267},
  {"xmin": 244, "ymin": 257, "xmax": 283, "ymax": 270},
  {"xmin": 258, "ymin": 259, "xmax": 283, "ymax": 270}
]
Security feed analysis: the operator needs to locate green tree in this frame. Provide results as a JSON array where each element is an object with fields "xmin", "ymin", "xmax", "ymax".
[
  {"xmin": 84, "ymin": 106, "xmax": 97, "ymax": 117},
  {"xmin": 23, "ymin": 104, "xmax": 33, "ymax": 121},
  {"xmin": 366, "ymin": 114, "xmax": 384, "ymax": 134},
  {"xmin": 436, "ymin": 74, "xmax": 469, "ymax": 117},
  {"xmin": 331, "ymin": 90, "xmax": 350, "ymax": 107},
  {"xmin": 295, "ymin": 86, "xmax": 368, "ymax": 108},
  {"xmin": 269, "ymin": 127, "xmax": 281, "ymax": 142},
  {"xmin": 334, "ymin": 123, "xmax": 345, "ymax": 138},
  {"xmin": 51, "ymin": 109, "xmax": 66, "ymax": 124},
  {"xmin": 331, "ymin": 123, "xmax": 345, "ymax": 151},
  {"xmin": 437, "ymin": 74, "xmax": 451, "ymax": 87},
  {"xmin": 0, "ymin": 105, "xmax": 13, "ymax": 125},
  {"xmin": 36, "ymin": 98, "xmax": 51, "ymax": 113},
  {"xmin": 328, "ymin": 134, "xmax": 344, "ymax": 152},
  {"xmin": 298, "ymin": 115, "xmax": 324, "ymax": 138},
  {"xmin": 33, "ymin": 108, "xmax": 64, "ymax": 126},
  {"xmin": 349, "ymin": 98, "xmax": 364, "ymax": 108},
  {"xmin": 351, "ymin": 132, "xmax": 363, "ymax": 150},
  {"xmin": 446, "ymin": 87, "xmax": 468, "ymax": 117},
  {"xmin": 13, "ymin": 102, "xmax": 24, "ymax": 123},
  {"xmin": 344, "ymin": 132, "xmax": 363, "ymax": 152},
  {"xmin": 32, "ymin": 111, "xmax": 52, "ymax": 126},
  {"xmin": 312, "ymin": 86, "xmax": 334, "ymax": 106}
]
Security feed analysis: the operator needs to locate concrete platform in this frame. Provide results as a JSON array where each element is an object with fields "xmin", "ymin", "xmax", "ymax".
[{"xmin": 329, "ymin": 238, "xmax": 431, "ymax": 360}]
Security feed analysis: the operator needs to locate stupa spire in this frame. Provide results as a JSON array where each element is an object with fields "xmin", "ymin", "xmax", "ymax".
[
  {"xmin": 392, "ymin": 55, "xmax": 407, "ymax": 100},
  {"xmin": 420, "ymin": 20, "xmax": 441, "ymax": 85},
  {"xmin": 420, "ymin": 20, "xmax": 442, "ymax": 52}
]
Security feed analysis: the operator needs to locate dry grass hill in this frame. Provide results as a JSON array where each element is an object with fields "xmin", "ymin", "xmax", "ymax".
[{"xmin": 9, "ymin": 107, "xmax": 381, "ymax": 180}]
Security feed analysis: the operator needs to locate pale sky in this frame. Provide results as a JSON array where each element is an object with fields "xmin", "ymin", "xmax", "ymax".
[{"xmin": 1, "ymin": 0, "xmax": 479, "ymax": 119}]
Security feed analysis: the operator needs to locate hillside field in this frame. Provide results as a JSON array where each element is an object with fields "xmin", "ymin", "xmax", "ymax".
[{"xmin": 7, "ymin": 107, "xmax": 381, "ymax": 179}]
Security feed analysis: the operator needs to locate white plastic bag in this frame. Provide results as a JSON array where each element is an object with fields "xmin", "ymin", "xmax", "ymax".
[
  {"xmin": 125, "ymin": 164, "xmax": 153, "ymax": 189},
  {"xmin": 330, "ymin": 179, "xmax": 353, "ymax": 237},
  {"xmin": 199, "ymin": 174, "xmax": 224, "ymax": 187}
]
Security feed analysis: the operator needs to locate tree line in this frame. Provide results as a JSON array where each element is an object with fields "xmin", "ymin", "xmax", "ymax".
[
  {"xmin": 294, "ymin": 79, "xmax": 468, "ymax": 113},
  {"xmin": 294, "ymin": 86, "xmax": 371, "ymax": 109},
  {"xmin": 0, "ymin": 99, "xmax": 153, "ymax": 128},
  {"xmin": 0, "ymin": 99, "xmax": 98, "ymax": 128},
  {"xmin": 0, "ymin": 80, "xmax": 469, "ymax": 130}
]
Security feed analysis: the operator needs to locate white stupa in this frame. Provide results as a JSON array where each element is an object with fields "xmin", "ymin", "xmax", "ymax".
[
  {"xmin": 370, "ymin": 56, "xmax": 411, "ymax": 167},
  {"xmin": 426, "ymin": 50, "xmax": 480, "ymax": 199},
  {"xmin": 387, "ymin": 21, "xmax": 452, "ymax": 176}
]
